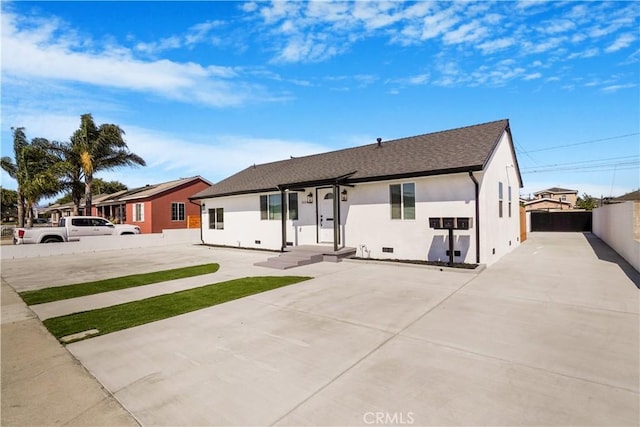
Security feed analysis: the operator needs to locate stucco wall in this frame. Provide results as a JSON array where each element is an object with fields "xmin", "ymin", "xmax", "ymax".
[
  {"xmin": 593, "ymin": 201, "xmax": 640, "ymax": 272},
  {"xmin": 477, "ymin": 131, "xmax": 522, "ymax": 266},
  {"xmin": 343, "ymin": 175, "xmax": 475, "ymax": 262}
]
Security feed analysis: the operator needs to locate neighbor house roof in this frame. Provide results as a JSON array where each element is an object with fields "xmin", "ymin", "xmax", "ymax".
[
  {"xmin": 533, "ymin": 187, "xmax": 578, "ymax": 195},
  {"xmin": 606, "ymin": 190, "xmax": 640, "ymax": 203},
  {"xmin": 192, "ymin": 119, "xmax": 520, "ymax": 200},
  {"xmin": 97, "ymin": 176, "xmax": 211, "ymax": 205},
  {"xmin": 523, "ymin": 198, "xmax": 572, "ymax": 207}
]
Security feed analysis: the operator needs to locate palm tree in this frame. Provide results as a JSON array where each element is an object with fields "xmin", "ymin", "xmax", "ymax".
[
  {"xmin": 1, "ymin": 128, "xmax": 28, "ymax": 227},
  {"xmin": 1, "ymin": 129, "xmax": 61, "ymax": 226},
  {"xmin": 71, "ymin": 114, "xmax": 146, "ymax": 215},
  {"xmin": 19, "ymin": 138, "xmax": 62, "ymax": 226},
  {"xmin": 48, "ymin": 140, "xmax": 85, "ymax": 215}
]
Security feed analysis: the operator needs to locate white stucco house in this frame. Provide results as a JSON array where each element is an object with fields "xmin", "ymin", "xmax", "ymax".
[{"xmin": 191, "ymin": 119, "xmax": 523, "ymax": 266}]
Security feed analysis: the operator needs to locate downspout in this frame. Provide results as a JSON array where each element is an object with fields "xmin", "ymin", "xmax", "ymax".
[
  {"xmin": 188, "ymin": 199, "xmax": 204, "ymax": 244},
  {"xmin": 468, "ymin": 171, "xmax": 480, "ymax": 264},
  {"xmin": 333, "ymin": 184, "xmax": 339, "ymax": 252},
  {"xmin": 280, "ymin": 188, "xmax": 288, "ymax": 252}
]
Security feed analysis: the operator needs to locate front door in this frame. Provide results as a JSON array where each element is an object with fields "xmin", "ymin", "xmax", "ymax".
[{"xmin": 318, "ymin": 188, "xmax": 334, "ymax": 243}]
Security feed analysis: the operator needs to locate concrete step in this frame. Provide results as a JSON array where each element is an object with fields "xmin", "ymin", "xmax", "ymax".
[{"xmin": 255, "ymin": 246, "xmax": 356, "ymax": 269}]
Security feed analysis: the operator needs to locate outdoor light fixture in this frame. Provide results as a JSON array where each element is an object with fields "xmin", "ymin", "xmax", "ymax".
[
  {"xmin": 306, "ymin": 192, "xmax": 313, "ymax": 204},
  {"xmin": 341, "ymin": 189, "xmax": 348, "ymax": 202}
]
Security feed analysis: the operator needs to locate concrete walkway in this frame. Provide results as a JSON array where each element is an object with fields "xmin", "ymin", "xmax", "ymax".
[
  {"xmin": 1, "ymin": 279, "xmax": 139, "ymax": 426},
  {"xmin": 1, "ymin": 234, "xmax": 638, "ymax": 426}
]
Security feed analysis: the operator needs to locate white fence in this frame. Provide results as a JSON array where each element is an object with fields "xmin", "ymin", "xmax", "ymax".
[
  {"xmin": 1, "ymin": 229, "xmax": 201, "ymax": 260},
  {"xmin": 592, "ymin": 201, "xmax": 640, "ymax": 272}
]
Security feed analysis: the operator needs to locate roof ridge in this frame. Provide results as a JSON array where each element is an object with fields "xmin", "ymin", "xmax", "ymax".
[{"xmin": 245, "ymin": 118, "xmax": 509, "ymax": 170}]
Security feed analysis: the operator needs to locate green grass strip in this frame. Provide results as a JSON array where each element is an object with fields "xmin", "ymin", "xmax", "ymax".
[
  {"xmin": 43, "ymin": 276, "xmax": 311, "ymax": 343},
  {"xmin": 20, "ymin": 263, "xmax": 221, "ymax": 305}
]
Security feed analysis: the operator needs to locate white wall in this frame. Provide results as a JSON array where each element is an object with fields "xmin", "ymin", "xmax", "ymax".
[
  {"xmin": 1, "ymin": 229, "xmax": 200, "ymax": 260},
  {"xmin": 343, "ymin": 175, "xmax": 476, "ymax": 262},
  {"xmin": 593, "ymin": 201, "xmax": 640, "ymax": 272},
  {"xmin": 200, "ymin": 192, "xmax": 318, "ymax": 250},
  {"xmin": 477, "ymin": 131, "xmax": 522, "ymax": 266}
]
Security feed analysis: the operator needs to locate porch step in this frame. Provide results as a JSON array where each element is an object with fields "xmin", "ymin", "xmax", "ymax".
[{"xmin": 254, "ymin": 246, "xmax": 356, "ymax": 270}]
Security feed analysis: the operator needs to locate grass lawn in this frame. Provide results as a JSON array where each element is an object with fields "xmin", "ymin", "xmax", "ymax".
[
  {"xmin": 44, "ymin": 276, "xmax": 311, "ymax": 343},
  {"xmin": 20, "ymin": 263, "xmax": 221, "ymax": 305}
]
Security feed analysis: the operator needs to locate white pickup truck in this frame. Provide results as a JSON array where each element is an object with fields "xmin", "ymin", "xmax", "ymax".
[{"xmin": 13, "ymin": 216, "xmax": 140, "ymax": 244}]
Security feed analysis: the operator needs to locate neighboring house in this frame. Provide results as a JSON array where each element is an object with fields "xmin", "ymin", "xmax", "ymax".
[
  {"xmin": 47, "ymin": 176, "xmax": 212, "ymax": 233},
  {"xmin": 523, "ymin": 187, "xmax": 578, "ymax": 211},
  {"xmin": 603, "ymin": 190, "xmax": 640, "ymax": 204},
  {"xmin": 191, "ymin": 119, "xmax": 523, "ymax": 266}
]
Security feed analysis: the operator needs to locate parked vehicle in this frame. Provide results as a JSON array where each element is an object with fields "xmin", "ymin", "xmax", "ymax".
[{"xmin": 13, "ymin": 216, "xmax": 140, "ymax": 244}]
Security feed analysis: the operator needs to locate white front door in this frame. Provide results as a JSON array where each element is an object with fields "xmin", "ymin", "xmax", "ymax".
[{"xmin": 318, "ymin": 188, "xmax": 334, "ymax": 243}]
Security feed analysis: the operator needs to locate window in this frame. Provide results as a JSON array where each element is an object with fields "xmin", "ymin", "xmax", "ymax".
[
  {"xmin": 171, "ymin": 202, "xmax": 185, "ymax": 221},
  {"xmin": 561, "ymin": 195, "xmax": 567, "ymax": 201},
  {"xmin": 498, "ymin": 182, "xmax": 504, "ymax": 218},
  {"xmin": 508, "ymin": 186, "xmax": 512, "ymax": 217},
  {"xmin": 390, "ymin": 183, "xmax": 416, "ymax": 220},
  {"xmin": 260, "ymin": 194, "xmax": 282, "ymax": 220},
  {"xmin": 208, "ymin": 208, "xmax": 224, "ymax": 230},
  {"xmin": 134, "ymin": 203, "xmax": 144, "ymax": 222},
  {"xmin": 288, "ymin": 193, "xmax": 298, "ymax": 220}
]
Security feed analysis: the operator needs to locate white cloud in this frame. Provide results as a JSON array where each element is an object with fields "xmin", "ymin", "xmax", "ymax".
[
  {"xmin": 1, "ymin": 11, "xmax": 269, "ymax": 108},
  {"xmin": 443, "ymin": 21, "xmax": 488, "ymax": 45},
  {"xmin": 600, "ymin": 83, "xmax": 637, "ymax": 93},
  {"xmin": 523, "ymin": 72, "xmax": 542, "ymax": 81},
  {"xmin": 605, "ymin": 33, "xmax": 636, "ymax": 53},
  {"xmin": 568, "ymin": 48, "xmax": 600, "ymax": 59},
  {"xmin": 477, "ymin": 37, "xmax": 515, "ymax": 54}
]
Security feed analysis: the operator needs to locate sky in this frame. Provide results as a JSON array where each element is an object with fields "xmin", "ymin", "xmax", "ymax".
[{"xmin": 1, "ymin": 0, "xmax": 639, "ymax": 204}]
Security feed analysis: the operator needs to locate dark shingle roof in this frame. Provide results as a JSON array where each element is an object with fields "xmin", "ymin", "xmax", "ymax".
[
  {"xmin": 533, "ymin": 187, "xmax": 578, "ymax": 195},
  {"xmin": 192, "ymin": 119, "xmax": 516, "ymax": 199}
]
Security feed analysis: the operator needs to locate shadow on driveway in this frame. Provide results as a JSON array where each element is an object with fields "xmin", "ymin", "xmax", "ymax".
[{"xmin": 583, "ymin": 232, "xmax": 640, "ymax": 289}]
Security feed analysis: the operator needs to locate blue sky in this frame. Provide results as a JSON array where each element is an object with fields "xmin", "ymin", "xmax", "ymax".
[{"xmin": 2, "ymin": 1, "xmax": 639, "ymax": 202}]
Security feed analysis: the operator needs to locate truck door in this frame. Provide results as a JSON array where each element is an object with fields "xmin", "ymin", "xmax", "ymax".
[
  {"xmin": 69, "ymin": 218, "xmax": 93, "ymax": 240},
  {"xmin": 91, "ymin": 218, "xmax": 115, "ymax": 236}
]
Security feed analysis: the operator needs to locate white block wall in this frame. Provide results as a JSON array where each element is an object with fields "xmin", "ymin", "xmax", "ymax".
[{"xmin": 593, "ymin": 201, "xmax": 640, "ymax": 272}]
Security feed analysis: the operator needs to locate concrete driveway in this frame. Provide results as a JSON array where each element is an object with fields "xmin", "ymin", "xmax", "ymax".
[{"xmin": 3, "ymin": 233, "xmax": 639, "ymax": 426}]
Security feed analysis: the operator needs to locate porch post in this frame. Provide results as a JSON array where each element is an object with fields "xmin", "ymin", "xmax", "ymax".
[
  {"xmin": 333, "ymin": 184, "xmax": 339, "ymax": 252},
  {"xmin": 281, "ymin": 189, "xmax": 287, "ymax": 252}
]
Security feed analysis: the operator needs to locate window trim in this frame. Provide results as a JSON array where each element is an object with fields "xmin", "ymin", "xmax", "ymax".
[
  {"xmin": 171, "ymin": 202, "xmax": 186, "ymax": 222},
  {"xmin": 260, "ymin": 192, "xmax": 300, "ymax": 221},
  {"xmin": 208, "ymin": 208, "xmax": 224, "ymax": 230},
  {"xmin": 498, "ymin": 182, "xmax": 504, "ymax": 218},
  {"xmin": 390, "ymin": 182, "xmax": 416, "ymax": 220},
  {"xmin": 134, "ymin": 203, "xmax": 145, "ymax": 222}
]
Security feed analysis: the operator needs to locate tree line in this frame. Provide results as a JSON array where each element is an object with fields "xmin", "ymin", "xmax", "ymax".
[{"xmin": 1, "ymin": 114, "xmax": 146, "ymax": 227}]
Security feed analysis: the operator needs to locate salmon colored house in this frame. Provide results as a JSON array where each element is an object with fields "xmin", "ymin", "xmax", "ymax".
[{"xmin": 93, "ymin": 176, "xmax": 212, "ymax": 234}]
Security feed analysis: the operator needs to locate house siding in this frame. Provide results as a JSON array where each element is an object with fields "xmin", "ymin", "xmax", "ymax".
[
  {"xmin": 477, "ymin": 131, "xmax": 521, "ymax": 266},
  {"xmin": 150, "ymin": 181, "xmax": 210, "ymax": 233},
  {"xmin": 200, "ymin": 173, "xmax": 478, "ymax": 263}
]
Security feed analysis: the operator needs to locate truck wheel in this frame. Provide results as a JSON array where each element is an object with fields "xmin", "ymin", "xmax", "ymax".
[{"xmin": 42, "ymin": 236, "xmax": 62, "ymax": 243}]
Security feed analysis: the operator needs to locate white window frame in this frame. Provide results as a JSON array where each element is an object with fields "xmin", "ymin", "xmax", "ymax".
[
  {"xmin": 134, "ymin": 203, "xmax": 145, "ymax": 222},
  {"xmin": 390, "ymin": 182, "xmax": 416, "ymax": 220},
  {"xmin": 171, "ymin": 202, "xmax": 185, "ymax": 221},
  {"xmin": 208, "ymin": 208, "xmax": 224, "ymax": 230}
]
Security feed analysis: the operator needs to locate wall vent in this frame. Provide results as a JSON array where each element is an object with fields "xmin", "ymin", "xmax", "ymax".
[
  {"xmin": 286, "ymin": 241, "xmax": 293, "ymax": 246},
  {"xmin": 382, "ymin": 247, "xmax": 394, "ymax": 253},
  {"xmin": 255, "ymin": 240, "xmax": 261, "ymax": 244}
]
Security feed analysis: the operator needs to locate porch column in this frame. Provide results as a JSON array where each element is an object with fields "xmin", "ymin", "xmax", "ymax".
[
  {"xmin": 280, "ymin": 189, "xmax": 288, "ymax": 252},
  {"xmin": 333, "ymin": 184, "xmax": 339, "ymax": 252}
]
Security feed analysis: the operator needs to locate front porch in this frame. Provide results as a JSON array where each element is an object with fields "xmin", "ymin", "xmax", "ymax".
[{"xmin": 254, "ymin": 245, "xmax": 356, "ymax": 270}]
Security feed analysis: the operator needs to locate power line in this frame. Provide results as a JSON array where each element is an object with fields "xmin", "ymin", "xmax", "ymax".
[
  {"xmin": 520, "ymin": 155, "xmax": 639, "ymax": 172},
  {"xmin": 523, "ymin": 133, "xmax": 639, "ymax": 153}
]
